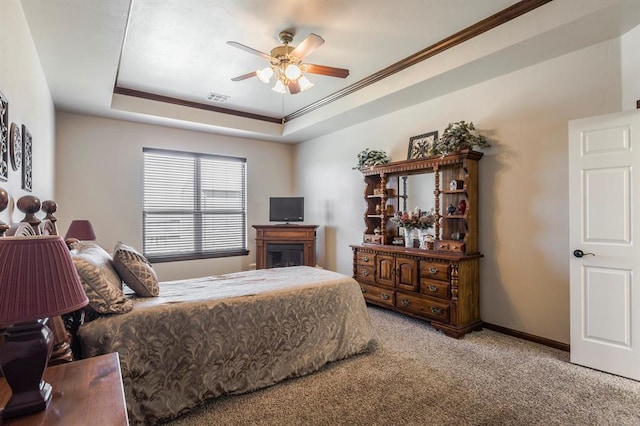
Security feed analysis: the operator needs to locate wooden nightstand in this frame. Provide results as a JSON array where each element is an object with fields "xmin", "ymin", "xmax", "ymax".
[{"xmin": 0, "ymin": 352, "xmax": 128, "ymax": 425}]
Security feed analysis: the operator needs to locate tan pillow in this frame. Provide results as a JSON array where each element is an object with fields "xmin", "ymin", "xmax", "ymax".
[
  {"xmin": 71, "ymin": 242, "xmax": 133, "ymax": 314},
  {"xmin": 112, "ymin": 242, "xmax": 159, "ymax": 297},
  {"xmin": 70, "ymin": 241, "xmax": 123, "ymax": 289}
]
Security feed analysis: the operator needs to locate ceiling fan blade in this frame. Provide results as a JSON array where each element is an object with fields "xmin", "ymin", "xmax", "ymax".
[
  {"xmin": 304, "ymin": 64, "xmax": 350, "ymax": 78},
  {"xmin": 226, "ymin": 41, "xmax": 271, "ymax": 61},
  {"xmin": 231, "ymin": 71, "xmax": 257, "ymax": 81},
  {"xmin": 288, "ymin": 80, "xmax": 301, "ymax": 94},
  {"xmin": 290, "ymin": 33, "xmax": 324, "ymax": 59}
]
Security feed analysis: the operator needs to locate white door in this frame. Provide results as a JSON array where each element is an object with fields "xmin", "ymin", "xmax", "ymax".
[{"xmin": 569, "ymin": 109, "xmax": 640, "ymax": 380}]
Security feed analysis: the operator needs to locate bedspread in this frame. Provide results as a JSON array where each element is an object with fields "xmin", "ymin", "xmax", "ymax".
[{"xmin": 77, "ymin": 266, "xmax": 373, "ymax": 424}]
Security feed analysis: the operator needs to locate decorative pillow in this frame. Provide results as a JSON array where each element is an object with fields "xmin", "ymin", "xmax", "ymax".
[
  {"xmin": 71, "ymin": 242, "xmax": 133, "ymax": 314},
  {"xmin": 112, "ymin": 242, "xmax": 160, "ymax": 297}
]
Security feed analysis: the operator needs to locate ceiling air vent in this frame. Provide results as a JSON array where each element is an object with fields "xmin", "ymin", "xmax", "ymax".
[{"xmin": 206, "ymin": 93, "xmax": 230, "ymax": 103}]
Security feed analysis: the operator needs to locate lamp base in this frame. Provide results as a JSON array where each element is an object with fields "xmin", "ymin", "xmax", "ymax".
[
  {"xmin": 1, "ymin": 381, "xmax": 52, "ymax": 419},
  {"xmin": 0, "ymin": 320, "xmax": 54, "ymax": 419}
]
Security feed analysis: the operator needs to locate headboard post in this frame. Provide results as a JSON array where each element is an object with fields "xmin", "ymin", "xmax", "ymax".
[
  {"xmin": 41, "ymin": 200, "xmax": 59, "ymax": 236},
  {"xmin": 16, "ymin": 195, "xmax": 42, "ymax": 235},
  {"xmin": 41, "ymin": 200, "xmax": 58, "ymax": 222},
  {"xmin": 0, "ymin": 187, "xmax": 8, "ymax": 237}
]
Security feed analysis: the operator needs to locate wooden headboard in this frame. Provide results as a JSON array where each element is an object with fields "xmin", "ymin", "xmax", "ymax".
[
  {"xmin": 0, "ymin": 190, "xmax": 74, "ymax": 365},
  {"xmin": 0, "ymin": 193, "xmax": 59, "ymax": 238}
]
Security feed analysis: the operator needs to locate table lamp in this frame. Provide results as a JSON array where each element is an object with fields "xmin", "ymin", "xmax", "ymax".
[
  {"xmin": 64, "ymin": 220, "xmax": 96, "ymax": 241},
  {"xmin": 0, "ymin": 235, "xmax": 88, "ymax": 419}
]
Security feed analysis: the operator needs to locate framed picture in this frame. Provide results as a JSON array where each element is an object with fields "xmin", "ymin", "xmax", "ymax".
[
  {"xmin": 22, "ymin": 125, "xmax": 32, "ymax": 192},
  {"xmin": 0, "ymin": 91, "xmax": 8, "ymax": 182},
  {"xmin": 407, "ymin": 131, "xmax": 438, "ymax": 160}
]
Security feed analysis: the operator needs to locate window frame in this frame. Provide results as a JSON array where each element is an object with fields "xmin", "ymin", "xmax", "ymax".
[{"xmin": 142, "ymin": 147, "xmax": 249, "ymax": 263}]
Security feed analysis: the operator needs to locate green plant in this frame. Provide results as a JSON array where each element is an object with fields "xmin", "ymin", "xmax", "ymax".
[
  {"xmin": 435, "ymin": 121, "xmax": 491, "ymax": 155},
  {"xmin": 353, "ymin": 149, "xmax": 391, "ymax": 169}
]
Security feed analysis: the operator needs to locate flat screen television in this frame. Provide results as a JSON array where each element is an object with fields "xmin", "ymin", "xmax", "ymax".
[{"xmin": 269, "ymin": 197, "xmax": 304, "ymax": 223}]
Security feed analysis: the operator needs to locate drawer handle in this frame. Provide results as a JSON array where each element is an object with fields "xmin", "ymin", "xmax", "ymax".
[
  {"xmin": 428, "ymin": 285, "xmax": 438, "ymax": 292},
  {"xmin": 361, "ymin": 270, "xmax": 370, "ymax": 277},
  {"xmin": 428, "ymin": 267, "xmax": 438, "ymax": 274},
  {"xmin": 431, "ymin": 307, "xmax": 442, "ymax": 314},
  {"xmin": 400, "ymin": 298, "xmax": 409, "ymax": 307},
  {"xmin": 361, "ymin": 287, "xmax": 366, "ymax": 293},
  {"xmin": 362, "ymin": 256, "xmax": 369, "ymax": 262},
  {"xmin": 381, "ymin": 293, "xmax": 390, "ymax": 300}
]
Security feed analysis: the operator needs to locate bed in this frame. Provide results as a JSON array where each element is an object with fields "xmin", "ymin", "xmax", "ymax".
[
  {"xmin": 0, "ymin": 193, "xmax": 373, "ymax": 424},
  {"xmin": 77, "ymin": 266, "xmax": 373, "ymax": 424}
]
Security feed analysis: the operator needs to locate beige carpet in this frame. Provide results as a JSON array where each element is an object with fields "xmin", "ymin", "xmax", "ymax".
[{"xmin": 163, "ymin": 306, "xmax": 640, "ymax": 425}]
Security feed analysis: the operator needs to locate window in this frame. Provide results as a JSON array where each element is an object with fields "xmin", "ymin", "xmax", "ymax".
[{"xmin": 143, "ymin": 148, "xmax": 248, "ymax": 262}]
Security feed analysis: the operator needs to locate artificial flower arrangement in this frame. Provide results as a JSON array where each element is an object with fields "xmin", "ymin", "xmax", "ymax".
[
  {"xmin": 353, "ymin": 148, "xmax": 391, "ymax": 170},
  {"xmin": 434, "ymin": 121, "xmax": 491, "ymax": 155},
  {"xmin": 390, "ymin": 207, "xmax": 436, "ymax": 229}
]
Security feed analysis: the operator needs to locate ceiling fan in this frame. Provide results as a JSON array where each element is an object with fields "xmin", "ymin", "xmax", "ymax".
[{"xmin": 227, "ymin": 31, "xmax": 349, "ymax": 95}]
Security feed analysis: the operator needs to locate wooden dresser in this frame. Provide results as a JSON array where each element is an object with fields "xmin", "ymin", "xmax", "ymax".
[
  {"xmin": 352, "ymin": 150, "xmax": 483, "ymax": 338},
  {"xmin": 352, "ymin": 244, "xmax": 482, "ymax": 338}
]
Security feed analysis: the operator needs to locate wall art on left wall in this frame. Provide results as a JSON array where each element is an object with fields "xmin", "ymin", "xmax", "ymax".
[
  {"xmin": 10, "ymin": 122, "xmax": 22, "ymax": 171},
  {"xmin": 22, "ymin": 124, "xmax": 32, "ymax": 192},
  {"xmin": 0, "ymin": 91, "xmax": 8, "ymax": 182}
]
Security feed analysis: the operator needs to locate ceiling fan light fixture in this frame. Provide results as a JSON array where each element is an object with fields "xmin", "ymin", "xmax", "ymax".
[
  {"xmin": 284, "ymin": 63, "xmax": 301, "ymax": 81},
  {"xmin": 256, "ymin": 66, "xmax": 273, "ymax": 83},
  {"xmin": 272, "ymin": 79, "xmax": 287, "ymax": 94},
  {"xmin": 298, "ymin": 76, "xmax": 314, "ymax": 92},
  {"xmin": 229, "ymin": 31, "xmax": 349, "ymax": 95}
]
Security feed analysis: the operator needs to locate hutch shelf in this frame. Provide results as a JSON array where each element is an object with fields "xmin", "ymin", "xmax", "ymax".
[{"xmin": 351, "ymin": 150, "xmax": 483, "ymax": 338}]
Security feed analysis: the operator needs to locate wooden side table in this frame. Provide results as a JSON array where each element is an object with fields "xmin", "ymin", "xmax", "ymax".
[{"xmin": 0, "ymin": 352, "xmax": 128, "ymax": 425}]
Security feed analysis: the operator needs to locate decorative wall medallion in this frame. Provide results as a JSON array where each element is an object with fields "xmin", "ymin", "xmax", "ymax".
[
  {"xmin": 0, "ymin": 91, "xmax": 8, "ymax": 182},
  {"xmin": 10, "ymin": 122, "xmax": 22, "ymax": 171},
  {"xmin": 22, "ymin": 125, "xmax": 32, "ymax": 192}
]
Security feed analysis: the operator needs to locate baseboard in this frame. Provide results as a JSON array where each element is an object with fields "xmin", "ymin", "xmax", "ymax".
[{"xmin": 483, "ymin": 322, "xmax": 570, "ymax": 352}]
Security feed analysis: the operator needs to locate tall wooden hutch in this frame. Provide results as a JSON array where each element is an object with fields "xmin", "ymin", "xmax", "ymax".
[{"xmin": 351, "ymin": 150, "xmax": 483, "ymax": 338}]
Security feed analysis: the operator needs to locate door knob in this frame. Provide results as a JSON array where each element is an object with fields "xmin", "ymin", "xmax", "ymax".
[{"xmin": 573, "ymin": 249, "xmax": 595, "ymax": 258}]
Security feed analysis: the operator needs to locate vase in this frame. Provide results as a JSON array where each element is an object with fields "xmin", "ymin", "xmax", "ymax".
[
  {"xmin": 403, "ymin": 228, "xmax": 418, "ymax": 248},
  {"xmin": 457, "ymin": 199, "xmax": 466, "ymax": 215}
]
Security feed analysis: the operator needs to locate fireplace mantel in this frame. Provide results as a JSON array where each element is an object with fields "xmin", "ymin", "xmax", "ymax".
[{"xmin": 253, "ymin": 224, "xmax": 318, "ymax": 269}]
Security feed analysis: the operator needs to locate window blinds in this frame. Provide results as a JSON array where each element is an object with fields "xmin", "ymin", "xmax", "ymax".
[{"xmin": 143, "ymin": 148, "xmax": 247, "ymax": 262}]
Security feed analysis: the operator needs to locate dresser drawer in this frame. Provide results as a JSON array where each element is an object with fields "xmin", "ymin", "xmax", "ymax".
[
  {"xmin": 395, "ymin": 292, "xmax": 450, "ymax": 322},
  {"xmin": 435, "ymin": 240, "xmax": 465, "ymax": 253},
  {"xmin": 355, "ymin": 265, "xmax": 376, "ymax": 284},
  {"xmin": 420, "ymin": 261, "xmax": 449, "ymax": 281},
  {"xmin": 420, "ymin": 278, "xmax": 450, "ymax": 299},
  {"xmin": 355, "ymin": 251, "xmax": 376, "ymax": 267},
  {"xmin": 363, "ymin": 234, "xmax": 383, "ymax": 245},
  {"xmin": 360, "ymin": 283, "xmax": 395, "ymax": 307}
]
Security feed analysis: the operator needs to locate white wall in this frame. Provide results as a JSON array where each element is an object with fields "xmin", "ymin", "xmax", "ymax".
[
  {"xmin": 55, "ymin": 112, "xmax": 293, "ymax": 281},
  {"xmin": 622, "ymin": 23, "xmax": 640, "ymax": 110},
  {"xmin": 294, "ymin": 37, "xmax": 624, "ymax": 345},
  {"xmin": 0, "ymin": 0, "xmax": 55, "ymax": 225}
]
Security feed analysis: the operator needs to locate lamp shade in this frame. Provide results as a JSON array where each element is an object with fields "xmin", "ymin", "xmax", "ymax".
[
  {"xmin": 64, "ymin": 220, "xmax": 96, "ymax": 241},
  {"xmin": 272, "ymin": 79, "xmax": 286, "ymax": 94},
  {"xmin": 256, "ymin": 66, "xmax": 273, "ymax": 83},
  {"xmin": 0, "ymin": 236, "xmax": 88, "ymax": 325}
]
